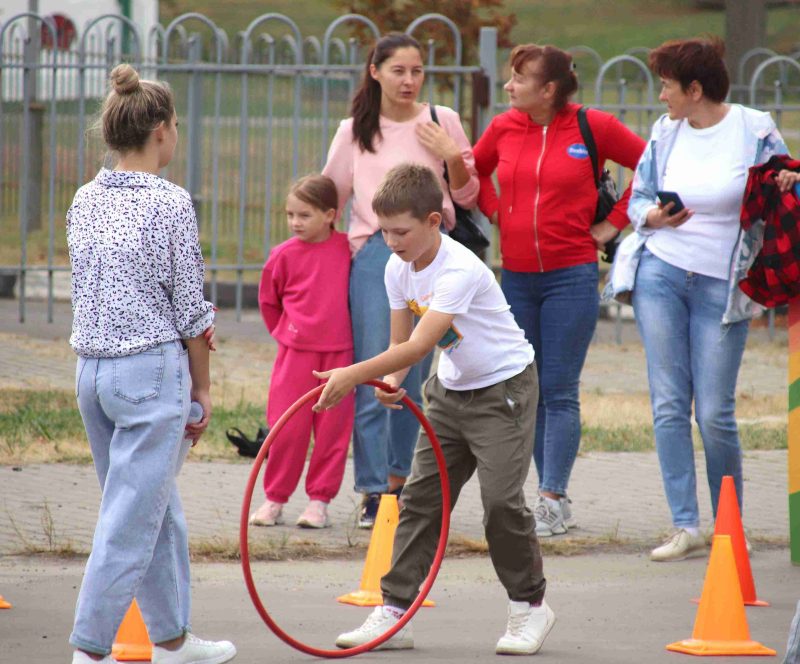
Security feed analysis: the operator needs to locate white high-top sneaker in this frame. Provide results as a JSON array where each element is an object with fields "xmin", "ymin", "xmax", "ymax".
[
  {"xmin": 335, "ymin": 606, "xmax": 413, "ymax": 650},
  {"xmin": 495, "ymin": 600, "xmax": 556, "ymax": 655}
]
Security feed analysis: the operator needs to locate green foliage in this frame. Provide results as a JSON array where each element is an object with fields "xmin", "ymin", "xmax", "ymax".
[{"xmin": 330, "ymin": 0, "xmax": 517, "ymax": 63}]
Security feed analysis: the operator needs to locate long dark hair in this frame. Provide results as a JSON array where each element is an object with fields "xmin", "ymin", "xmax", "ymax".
[{"xmin": 350, "ymin": 33, "xmax": 423, "ymax": 153}]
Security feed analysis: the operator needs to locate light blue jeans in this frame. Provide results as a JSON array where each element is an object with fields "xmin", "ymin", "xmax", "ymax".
[
  {"xmin": 501, "ymin": 263, "xmax": 599, "ymax": 496},
  {"xmin": 633, "ymin": 248, "xmax": 748, "ymax": 528},
  {"xmin": 784, "ymin": 601, "xmax": 800, "ymax": 664},
  {"xmin": 350, "ymin": 231, "xmax": 433, "ymax": 494},
  {"xmin": 70, "ymin": 341, "xmax": 192, "ymax": 655}
]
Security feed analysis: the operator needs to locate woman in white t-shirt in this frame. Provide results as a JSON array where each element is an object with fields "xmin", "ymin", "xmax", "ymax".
[{"xmin": 624, "ymin": 37, "xmax": 799, "ymax": 563}]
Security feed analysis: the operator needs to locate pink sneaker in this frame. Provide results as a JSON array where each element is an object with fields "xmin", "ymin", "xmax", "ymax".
[
  {"xmin": 248, "ymin": 499, "xmax": 284, "ymax": 526},
  {"xmin": 296, "ymin": 500, "xmax": 330, "ymax": 529}
]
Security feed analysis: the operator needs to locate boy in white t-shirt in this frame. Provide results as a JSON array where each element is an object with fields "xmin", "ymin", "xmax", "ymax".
[{"xmin": 313, "ymin": 164, "xmax": 554, "ymax": 656}]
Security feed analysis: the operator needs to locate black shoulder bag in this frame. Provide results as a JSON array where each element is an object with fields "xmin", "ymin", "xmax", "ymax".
[
  {"xmin": 428, "ymin": 105, "xmax": 490, "ymax": 258},
  {"xmin": 577, "ymin": 106, "xmax": 621, "ymax": 263}
]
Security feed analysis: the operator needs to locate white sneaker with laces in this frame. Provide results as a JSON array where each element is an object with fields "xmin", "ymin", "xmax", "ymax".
[
  {"xmin": 534, "ymin": 495, "xmax": 567, "ymax": 537},
  {"xmin": 335, "ymin": 606, "xmax": 413, "ymax": 650},
  {"xmin": 650, "ymin": 529, "xmax": 706, "ymax": 562},
  {"xmin": 72, "ymin": 652, "xmax": 114, "ymax": 664},
  {"xmin": 296, "ymin": 500, "xmax": 330, "ymax": 528},
  {"xmin": 151, "ymin": 633, "xmax": 236, "ymax": 664},
  {"xmin": 496, "ymin": 600, "xmax": 556, "ymax": 655}
]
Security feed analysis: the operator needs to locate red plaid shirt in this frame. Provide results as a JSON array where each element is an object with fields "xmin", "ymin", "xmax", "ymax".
[{"xmin": 738, "ymin": 155, "xmax": 800, "ymax": 307}]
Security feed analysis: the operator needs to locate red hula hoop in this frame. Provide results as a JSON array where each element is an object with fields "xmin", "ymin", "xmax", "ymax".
[{"xmin": 240, "ymin": 379, "xmax": 451, "ymax": 658}]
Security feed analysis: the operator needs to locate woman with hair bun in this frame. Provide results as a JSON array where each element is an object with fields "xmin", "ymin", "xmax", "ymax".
[
  {"xmin": 322, "ymin": 32, "xmax": 479, "ymax": 529},
  {"xmin": 67, "ymin": 64, "xmax": 236, "ymax": 664},
  {"xmin": 473, "ymin": 44, "xmax": 646, "ymax": 538}
]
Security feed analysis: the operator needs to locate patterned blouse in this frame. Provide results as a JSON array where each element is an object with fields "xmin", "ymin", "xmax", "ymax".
[{"xmin": 67, "ymin": 168, "xmax": 214, "ymax": 358}]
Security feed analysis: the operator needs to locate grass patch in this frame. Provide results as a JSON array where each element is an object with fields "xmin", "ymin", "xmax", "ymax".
[
  {"xmin": 580, "ymin": 423, "xmax": 786, "ymax": 454},
  {"xmin": 0, "ymin": 387, "xmax": 787, "ymax": 465},
  {"xmin": 0, "ymin": 388, "xmax": 266, "ymax": 465}
]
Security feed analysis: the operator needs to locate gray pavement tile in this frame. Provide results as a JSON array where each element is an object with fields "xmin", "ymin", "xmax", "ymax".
[{"xmin": 1, "ymin": 450, "xmax": 788, "ymax": 556}]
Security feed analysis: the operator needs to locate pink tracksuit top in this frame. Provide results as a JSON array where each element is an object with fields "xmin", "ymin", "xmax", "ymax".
[{"xmin": 258, "ymin": 231, "xmax": 353, "ymax": 352}]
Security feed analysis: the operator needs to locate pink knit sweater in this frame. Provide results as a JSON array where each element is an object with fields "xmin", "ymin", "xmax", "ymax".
[{"xmin": 322, "ymin": 104, "xmax": 479, "ymax": 255}]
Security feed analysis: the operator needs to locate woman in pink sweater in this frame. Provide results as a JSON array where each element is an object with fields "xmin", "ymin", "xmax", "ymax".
[
  {"xmin": 322, "ymin": 32, "xmax": 479, "ymax": 528},
  {"xmin": 249, "ymin": 175, "xmax": 354, "ymax": 529}
]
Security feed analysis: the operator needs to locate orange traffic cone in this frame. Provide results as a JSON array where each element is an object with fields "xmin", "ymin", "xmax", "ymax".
[
  {"xmin": 667, "ymin": 535, "xmax": 775, "ymax": 656},
  {"xmin": 0, "ymin": 594, "xmax": 11, "ymax": 609},
  {"xmin": 713, "ymin": 475, "xmax": 768, "ymax": 606},
  {"xmin": 337, "ymin": 494, "xmax": 434, "ymax": 607},
  {"xmin": 112, "ymin": 599, "xmax": 152, "ymax": 661}
]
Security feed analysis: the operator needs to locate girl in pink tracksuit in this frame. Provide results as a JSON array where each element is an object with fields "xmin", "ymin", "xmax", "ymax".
[{"xmin": 249, "ymin": 174, "xmax": 354, "ymax": 529}]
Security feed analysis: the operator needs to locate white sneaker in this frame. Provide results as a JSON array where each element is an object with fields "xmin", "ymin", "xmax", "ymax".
[
  {"xmin": 496, "ymin": 600, "xmax": 556, "ymax": 655},
  {"xmin": 248, "ymin": 499, "xmax": 284, "ymax": 527},
  {"xmin": 534, "ymin": 496, "xmax": 567, "ymax": 537},
  {"xmin": 650, "ymin": 529, "xmax": 706, "ymax": 562},
  {"xmin": 296, "ymin": 500, "xmax": 330, "ymax": 528},
  {"xmin": 560, "ymin": 496, "xmax": 578, "ymax": 529},
  {"xmin": 151, "ymin": 633, "xmax": 236, "ymax": 664},
  {"xmin": 72, "ymin": 652, "xmax": 114, "ymax": 663},
  {"xmin": 335, "ymin": 606, "xmax": 413, "ymax": 650}
]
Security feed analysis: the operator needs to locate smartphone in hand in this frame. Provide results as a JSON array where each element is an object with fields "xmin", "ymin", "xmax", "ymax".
[{"xmin": 656, "ymin": 190, "xmax": 685, "ymax": 214}]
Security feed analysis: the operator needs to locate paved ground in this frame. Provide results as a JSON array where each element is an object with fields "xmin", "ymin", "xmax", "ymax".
[
  {"xmin": 0, "ymin": 299, "xmax": 797, "ymax": 662},
  {"xmin": 0, "ymin": 298, "xmax": 790, "ymax": 556},
  {"xmin": 1, "ymin": 553, "xmax": 797, "ymax": 663}
]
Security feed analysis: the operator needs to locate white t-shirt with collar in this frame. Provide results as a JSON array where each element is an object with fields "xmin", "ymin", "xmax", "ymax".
[{"xmin": 385, "ymin": 234, "xmax": 534, "ymax": 391}]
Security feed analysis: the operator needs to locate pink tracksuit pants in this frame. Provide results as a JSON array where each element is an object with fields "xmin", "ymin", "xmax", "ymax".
[{"xmin": 263, "ymin": 344, "xmax": 354, "ymax": 503}]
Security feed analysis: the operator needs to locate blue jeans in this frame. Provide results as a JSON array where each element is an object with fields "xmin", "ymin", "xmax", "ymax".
[
  {"xmin": 350, "ymin": 232, "xmax": 433, "ymax": 494},
  {"xmin": 633, "ymin": 248, "xmax": 748, "ymax": 528},
  {"xmin": 501, "ymin": 262, "xmax": 599, "ymax": 495},
  {"xmin": 70, "ymin": 341, "xmax": 192, "ymax": 655}
]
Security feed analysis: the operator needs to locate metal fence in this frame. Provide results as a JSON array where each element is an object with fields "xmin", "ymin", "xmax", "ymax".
[{"xmin": 2, "ymin": 12, "xmax": 800, "ymax": 334}]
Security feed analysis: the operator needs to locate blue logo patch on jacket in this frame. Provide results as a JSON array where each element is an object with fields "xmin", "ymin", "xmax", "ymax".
[{"xmin": 567, "ymin": 143, "xmax": 589, "ymax": 159}]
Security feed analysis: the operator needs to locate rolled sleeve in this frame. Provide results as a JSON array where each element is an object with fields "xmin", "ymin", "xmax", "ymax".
[{"xmin": 170, "ymin": 197, "xmax": 215, "ymax": 338}]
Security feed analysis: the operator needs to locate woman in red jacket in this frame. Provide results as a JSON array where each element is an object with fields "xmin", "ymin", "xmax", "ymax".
[{"xmin": 473, "ymin": 44, "xmax": 645, "ymax": 536}]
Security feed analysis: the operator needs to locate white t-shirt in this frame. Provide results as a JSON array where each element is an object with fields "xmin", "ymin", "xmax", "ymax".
[
  {"xmin": 646, "ymin": 105, "xmax": 748, "ymax": 280},
  {"xmin": 385, "ymin": 234, "xmax": 534, "ymax": 391}
]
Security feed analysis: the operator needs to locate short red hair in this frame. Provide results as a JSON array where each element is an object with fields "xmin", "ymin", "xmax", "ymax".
[{"xmin": 648, "ymin": 37, "xmax": 729, "ymax": 103}]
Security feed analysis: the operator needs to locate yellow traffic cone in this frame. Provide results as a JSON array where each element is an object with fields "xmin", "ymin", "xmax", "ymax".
[
  {"xmin": 112, "ymin": 599, "xmax": 152, "ymax": 661},
  {"xmin": 0, "ymin": 594, "xmax": 11, "ymax": 609},
  {"xmin": 667, "ymin": 535, "xmax": 775, "ymax": 656},
  {"xmin": 338, "ymin": 494, "xmax": 434, "ymax": 607}
]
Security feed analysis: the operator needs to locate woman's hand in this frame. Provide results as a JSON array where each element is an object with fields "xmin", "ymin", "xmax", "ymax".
[
  {"xmin": 589, "ymin": 219, "xmax": 619, "ymax": 250},
  {"xmin": 645, "ymin": 201, "xmax": 693, "ymax": 229},
  {"xmin": 777, "ymin": 169, "xmax": 800, "ymax": 193},
  {"xmin": 374, "ymin": 375, "xmax": 406, "ymax": 410},
  {"xmin": 312, "ymin": 367, "xmax": 357, "ymax": 412},
  {"xmin": 185, "ymin": 388, "xmax": 211, "ymax": 447},
  {"xmin": 415, "ymin": 122, "xmax": 461, "ymax": 162},
  {"xmin": 202, "ymin": 325, "xmax": 217, "ymax": 351}
]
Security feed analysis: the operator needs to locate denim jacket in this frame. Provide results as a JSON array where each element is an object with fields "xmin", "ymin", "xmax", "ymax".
[{"xmin": 602, "ymin": 104, "xmax": 788, "ymax": 324}]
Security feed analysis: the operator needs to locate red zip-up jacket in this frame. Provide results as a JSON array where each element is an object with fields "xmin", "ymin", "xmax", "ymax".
[{"xmin": 473, "ymin": 103, "xmax": 646, "ymax": 272}]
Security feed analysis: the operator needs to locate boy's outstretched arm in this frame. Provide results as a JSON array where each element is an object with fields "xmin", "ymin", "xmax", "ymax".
[{"xmin": 312, "ymin": 309, "xmax": 455, "ymax": 412}]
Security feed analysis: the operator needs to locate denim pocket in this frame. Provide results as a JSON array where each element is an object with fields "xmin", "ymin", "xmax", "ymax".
[{"xmin": 112, "ymin": 349, "xmax": 165, "ymax": 403}]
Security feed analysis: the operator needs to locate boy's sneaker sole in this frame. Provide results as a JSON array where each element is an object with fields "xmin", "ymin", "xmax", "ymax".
[{"xmin": 335, "ymin": 634, "xmax": 414, "ymax": 650}]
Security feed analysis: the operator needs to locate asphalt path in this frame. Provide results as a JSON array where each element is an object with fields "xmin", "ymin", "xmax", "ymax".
[{"xmin": 1, "ymin": 550, "xmax": 797, "ymax": 663}]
